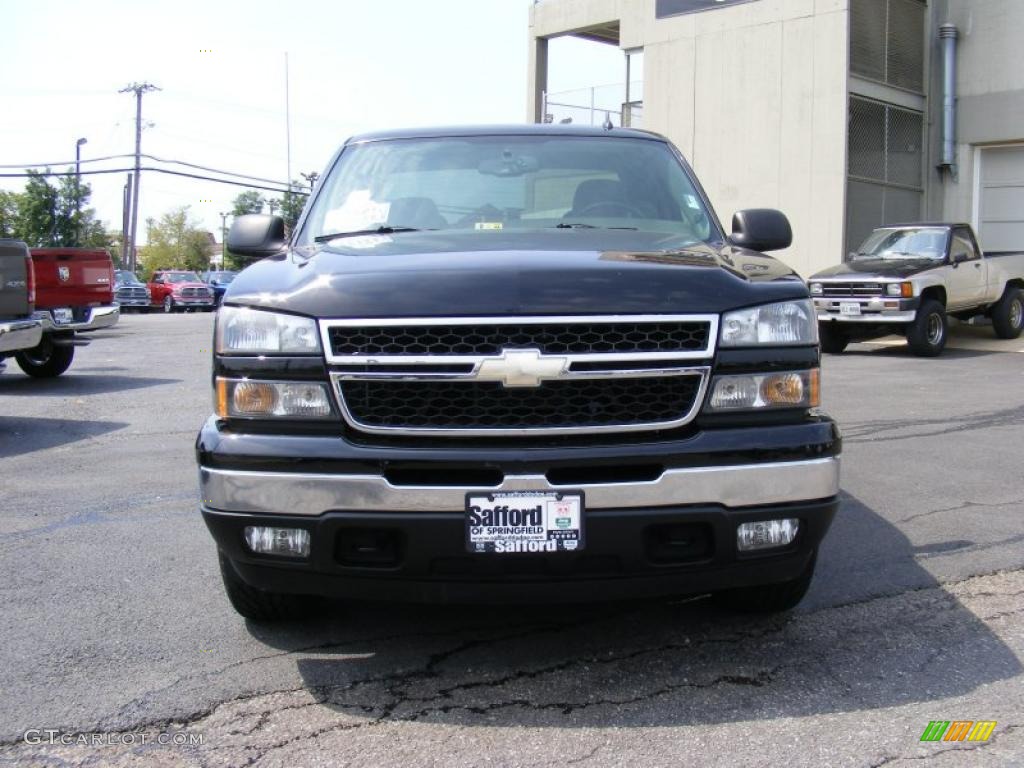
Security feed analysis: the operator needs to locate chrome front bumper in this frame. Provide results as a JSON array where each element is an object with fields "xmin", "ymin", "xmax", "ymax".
[
  {"xmin": 34, "ymin": 304, "xmax": 120, "ymax": 333},
  {"xmin": 814, "ymin": 298, "xmax": 916, "ymax": 323},
  {"xmin": 0, "ymin": 318, "xmax": 43, "ymax": 354},
  {"xmin": 199, "ymin": 456, "xmax": 841, "ymax": 517}
]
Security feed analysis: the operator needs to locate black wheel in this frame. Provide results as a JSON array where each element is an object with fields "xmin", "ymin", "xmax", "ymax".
[
  {"xmin": 218, "ymin": 552, "xmax": 317, "ymax": 621},
  {"xmin": 906, "ymin": 299, "xmax": 947, "ymax": 357},
  {"xmin": 714, "ymin": 552, "xmax": 817, "ymax": 613},
  {"xmin": 818, "ymin": 323, "xmax": 849, "ymax": 354},
  {"xmin": 162, "ymin": 295, "xmax": 175, "ymax": 313},
  {"xmin": 991, "ymin": 288, "xmax": 1024, "ymax": 340},
  {"xmin": 15, "ymin": 338, "xmax": 75, "ymax": 378}
]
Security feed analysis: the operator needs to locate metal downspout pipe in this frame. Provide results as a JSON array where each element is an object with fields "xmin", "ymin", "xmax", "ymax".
[{"xmin": 939, "ymin": 23, "xmax": 959, "ymax": 177}]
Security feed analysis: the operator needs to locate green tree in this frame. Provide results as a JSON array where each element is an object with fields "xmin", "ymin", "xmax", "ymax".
[
  {"xmin": 139, "ymin": 206, "xmax": 211, "ymax": 276},
  {"xmin": 0, "ymin": 190, "xmax": 17, "ymax": 238},
  {"xmin": 15, "ymin": 170, "xmax": 59, "ymax": 245},
  {"xmin": 276, "ymin": 181, "xmax": 307, "ymax": 235},
  {"xmin": 5, "ymin": 169, "xmax": 111, "ymax": 247},
  {"xmin": 231, "ymin": 189, "xmax": 265, "ymax": 216}
]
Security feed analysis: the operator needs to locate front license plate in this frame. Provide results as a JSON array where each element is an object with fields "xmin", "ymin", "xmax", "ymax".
[
  {"xmin": 466, "ymin": 491, "xmax": 584, "ymax": 554},
  {"xmin": 839, "ymin": 302, "xmax": 861, "ymax": 316},
  {"xmin": 52, "ymin": 307, "xmax": 73, "ymax": 324}
]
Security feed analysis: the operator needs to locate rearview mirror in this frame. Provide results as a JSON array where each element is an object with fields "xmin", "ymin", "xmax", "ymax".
[
  {"xmin": 729, "ymin": 209, "xmax": 792, "ymax": 252},
  {"xmin": 227, "ymin": 214, "xmax": 287, "ymax": 258}
]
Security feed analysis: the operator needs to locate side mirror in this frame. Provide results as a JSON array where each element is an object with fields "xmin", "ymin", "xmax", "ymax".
[
  {"xmin": 227, "ymin": 214, "xmax": 287, "ymax": 258},
  {"xmin": 951, "ymin": 251, "xmax": 967, "ymax": 265},
  {"xmin": 729, "ymin": 209, "xmax": 792, "ymax": 252}
]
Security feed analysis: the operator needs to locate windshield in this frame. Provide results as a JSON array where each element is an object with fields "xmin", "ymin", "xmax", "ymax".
[
  {"xmin": 297, "ymin": 135, "xmax": 719, "ymax": 246},
  {"xmin": 163, "ymin": 272, "xmax": 201, "ymax": 283},
  {"xmin": 115, "ymin": 270, "xmax": 142, "ymax": 285},
  {"xmin": 854, "ymin": 228, "xmax": 949, "ymax": 260},
  {"xmin": 209, "ymin": 272, "xmax": 235, "ymax": 283}
]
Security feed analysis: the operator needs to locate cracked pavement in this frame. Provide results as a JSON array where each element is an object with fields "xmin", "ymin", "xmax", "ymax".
[{"xmin": 1, "ymin": 315, "xmax": 1022, "ymax": 767}]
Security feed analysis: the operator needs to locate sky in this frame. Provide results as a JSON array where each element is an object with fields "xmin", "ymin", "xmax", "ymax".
[{"xmin": 1, "ymin": 0, "xmax": 624, "ymax": 244}]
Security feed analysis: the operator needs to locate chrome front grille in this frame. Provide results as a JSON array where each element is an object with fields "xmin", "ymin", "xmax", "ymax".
[
  {"xmin": 181, "ymin": 287, "xmax": 210, "ymax": 298},
  {"xmin": 821, "ymin": 282, "xmax": 883, "ymax": 297},
  {"xmin": 116, "ymin": 286, "xmax": 148, "ymax": 299},
  {"xmin": 321, "ymin": 315, "xmax": 717, "ymax": 435}
]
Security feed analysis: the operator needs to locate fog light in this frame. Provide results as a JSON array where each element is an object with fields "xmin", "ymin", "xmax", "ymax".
[
  {"xmin": 737, "ymin": 519, "xmax": 799, "ymax": 551},
  {"xmin": 244, "ymin": 526, "xmax": 311, "ymax": 557}
]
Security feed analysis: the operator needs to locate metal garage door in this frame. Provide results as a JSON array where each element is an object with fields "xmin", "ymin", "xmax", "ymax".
[{"xmin": 979, "ymin": 145, "xmax": 1024, "ymax": 253}]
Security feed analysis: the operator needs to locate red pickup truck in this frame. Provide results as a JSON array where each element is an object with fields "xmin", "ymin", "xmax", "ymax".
[
  {"xmin": 148, "ymin": 270, "xmax": 215, "ymax": 312},
  {"xmin": 14, "ymin": 248, "xmax": 120, "ymax": 376}
]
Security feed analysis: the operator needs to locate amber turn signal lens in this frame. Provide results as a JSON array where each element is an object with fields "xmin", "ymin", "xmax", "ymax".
[
  {"xmin": 215, "ymin": 377, "xmax": 229, "ymax": 418},
  {"xmin": 760, "ymin": 373, "xmax": 805, "ymax": 406},
  {"xmin": 807, "ymin": 367, "xmax": 820, "ymax": 407},
  {"xmin": 232, "ymin": 381, "xmax": 278, "ymax": 415},
  {"xmin": 901, "ymin": 282, "xmax": 913, "ymax": 298}
]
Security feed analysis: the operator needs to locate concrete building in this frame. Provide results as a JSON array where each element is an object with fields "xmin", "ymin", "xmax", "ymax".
[{"xmin": 528, "ymin": 0, "xmax": 1024, "ymax": 277}]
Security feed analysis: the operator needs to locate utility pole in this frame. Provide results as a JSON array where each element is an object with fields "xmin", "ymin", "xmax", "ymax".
[
  {"xmin": 119, "ymin": 82, "xmax": 160, "ymax": 272},
  {"xmin": 75, "ymin": 137, "xmax": 87, "ymax": 246},
  {"xmin": 122, "ymin": 174, "xmax": 133, "ymax": 268},
  {"xmin": 285, "ymin": 53, "xmax": 292, "ymax": 201}
]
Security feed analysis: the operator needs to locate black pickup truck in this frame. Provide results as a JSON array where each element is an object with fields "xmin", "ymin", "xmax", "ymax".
[{"xmin": 197, "ymin": 125, "xmax": 841, "ymax": 620}]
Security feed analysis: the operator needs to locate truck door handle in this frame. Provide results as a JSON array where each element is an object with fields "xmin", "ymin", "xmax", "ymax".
[{"xmin": 974, "ymin": 263, "xmax": 981, "ymax": 268}]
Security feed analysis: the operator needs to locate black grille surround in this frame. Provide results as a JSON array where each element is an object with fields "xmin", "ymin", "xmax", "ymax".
[
  {"xmin": 327, "ymin": 320, "xmax": 711, "ymax": 357},
  {"xmin": 338, "ymin": 375, "xmax": 704, "ymax": 432}
]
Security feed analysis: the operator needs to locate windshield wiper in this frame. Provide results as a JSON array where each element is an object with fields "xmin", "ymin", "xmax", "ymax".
[
  {"xmin": 314, "ymin": 225, "xmax": 423, "ymax": 243},
  {"xmin": 553, "ymin": 222, "xmax": 639, "ymax": 231}
]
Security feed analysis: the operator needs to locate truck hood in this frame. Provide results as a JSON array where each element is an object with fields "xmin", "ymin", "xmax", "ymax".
[
  {"xmin": 810, "ymin": 258, "xmax": 943, "ymax": 280},
  {"xmin": 225, "ymin": 230, "xmax": 808, "ymax": 318}
]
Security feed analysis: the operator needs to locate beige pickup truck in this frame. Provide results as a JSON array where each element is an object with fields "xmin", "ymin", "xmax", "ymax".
[{"xmin": 809, "ymin": 223, "xmax": 1024, "ymax": 356}]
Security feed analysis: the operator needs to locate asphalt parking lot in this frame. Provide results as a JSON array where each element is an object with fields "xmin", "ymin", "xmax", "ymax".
[{"xmin": 1, "ymin": 312, "xmax": 1022, "ymax": 767}]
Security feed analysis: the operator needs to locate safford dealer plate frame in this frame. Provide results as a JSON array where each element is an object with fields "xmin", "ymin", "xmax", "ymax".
[{"xmin": 465, "ymin": 490, "xmax": 585, "ymax": 554}]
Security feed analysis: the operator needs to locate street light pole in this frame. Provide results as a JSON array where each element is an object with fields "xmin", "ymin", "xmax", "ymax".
[
  {"xmin": 219, "ymin": 211, "xmax": 229, "ymax": 268},
  {"xmin": 75, "ymin": 137, "xmax": 87, "ymax": 245}
]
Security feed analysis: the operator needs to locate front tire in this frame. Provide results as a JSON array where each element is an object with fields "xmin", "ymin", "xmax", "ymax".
[
  {"xmin": 818, "ymin": 323, "xmax": 849, "ymax": 354},
  {"xmin": 15, "ymin": 338, "xmax": 75, "ymax": 378},
  {"xmin": 218, "ymin": 552, "xmax": 317, "ymax": 621},
  {"xmin": 162, "ymin": 295, "xmax": 175, "ymax": 314},
  {"xmin": 714, "ymin": 552, "xmax": 817, "ymax": 613},
  {"xmin": 991, "ymin": 288, "xmax": 1024, "ymax": 339},
  {"xmin": 906, "ymin": 299, "xmax": 947, "ymax": 357}
]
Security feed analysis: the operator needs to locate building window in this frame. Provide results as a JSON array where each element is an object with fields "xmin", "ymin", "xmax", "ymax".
[
  {"xmin": 846, "ymin": 96, "xmax": 924, "ymax": 253},
  {"xmin": 851, "ymin": 0, "xmax": 925, "ymax": 92},
  {"xmin": 655, "ymin": 0, "xmax": 757, "ymax": 19}
]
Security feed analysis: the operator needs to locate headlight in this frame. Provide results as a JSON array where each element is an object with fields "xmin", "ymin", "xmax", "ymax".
[
  {"xmin": 216, "ymin": 306, "xmax": 320, "ymax": 354},
  {"xmin": 886, "ymin": 282, "xmax": 913, "ymax": 297},
  {"xmin": 705, "ymin": 369, "xmax": 820, "ymax": 412},
  {"xmin": 719, "ymin": 299, "xmax": 818, "ymax": 347},
  {"xmin": 215, "ymin": 378, "xmax": 334, "ymax": 419},
  {"xmin": 809, "ymin": 282, "xmax": 823, "ymax": 295}
]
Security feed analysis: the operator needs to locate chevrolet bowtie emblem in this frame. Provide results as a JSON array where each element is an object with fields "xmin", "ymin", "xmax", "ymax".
[{"xmin": 474, "ymin": 349, "xmax": 569, "ymax": 388}]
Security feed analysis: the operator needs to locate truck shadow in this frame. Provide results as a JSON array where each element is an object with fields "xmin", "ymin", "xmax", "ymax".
[
  {"xmin": 0, "ymin": 416, "xmax": 129, "ymax": 458},
  {"xmin": 247, "ymin": 491, "xmax": 1021, "ymax": 728},
  {"xmin": 0, "ymin": 373, "xmax": 179, "ymax": 396}
]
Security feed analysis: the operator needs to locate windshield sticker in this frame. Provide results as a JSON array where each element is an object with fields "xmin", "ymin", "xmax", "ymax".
[{"xmin": 475, "ymin": 222, "xmax": 503, "ymax": 231}]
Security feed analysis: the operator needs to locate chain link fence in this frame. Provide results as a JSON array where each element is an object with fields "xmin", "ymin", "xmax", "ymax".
[{"xmin": 542, "ymin": 83, "xmax": 643, "ymax": 128}]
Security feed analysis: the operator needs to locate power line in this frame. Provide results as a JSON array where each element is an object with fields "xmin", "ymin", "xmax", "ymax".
[
  {"xmin": 0, "ymin": 166, "xmax": 310, "ymax": 196},
  {"xmin": 0, "ymin": 153, "xmax": 308, "ymax": 189}
]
